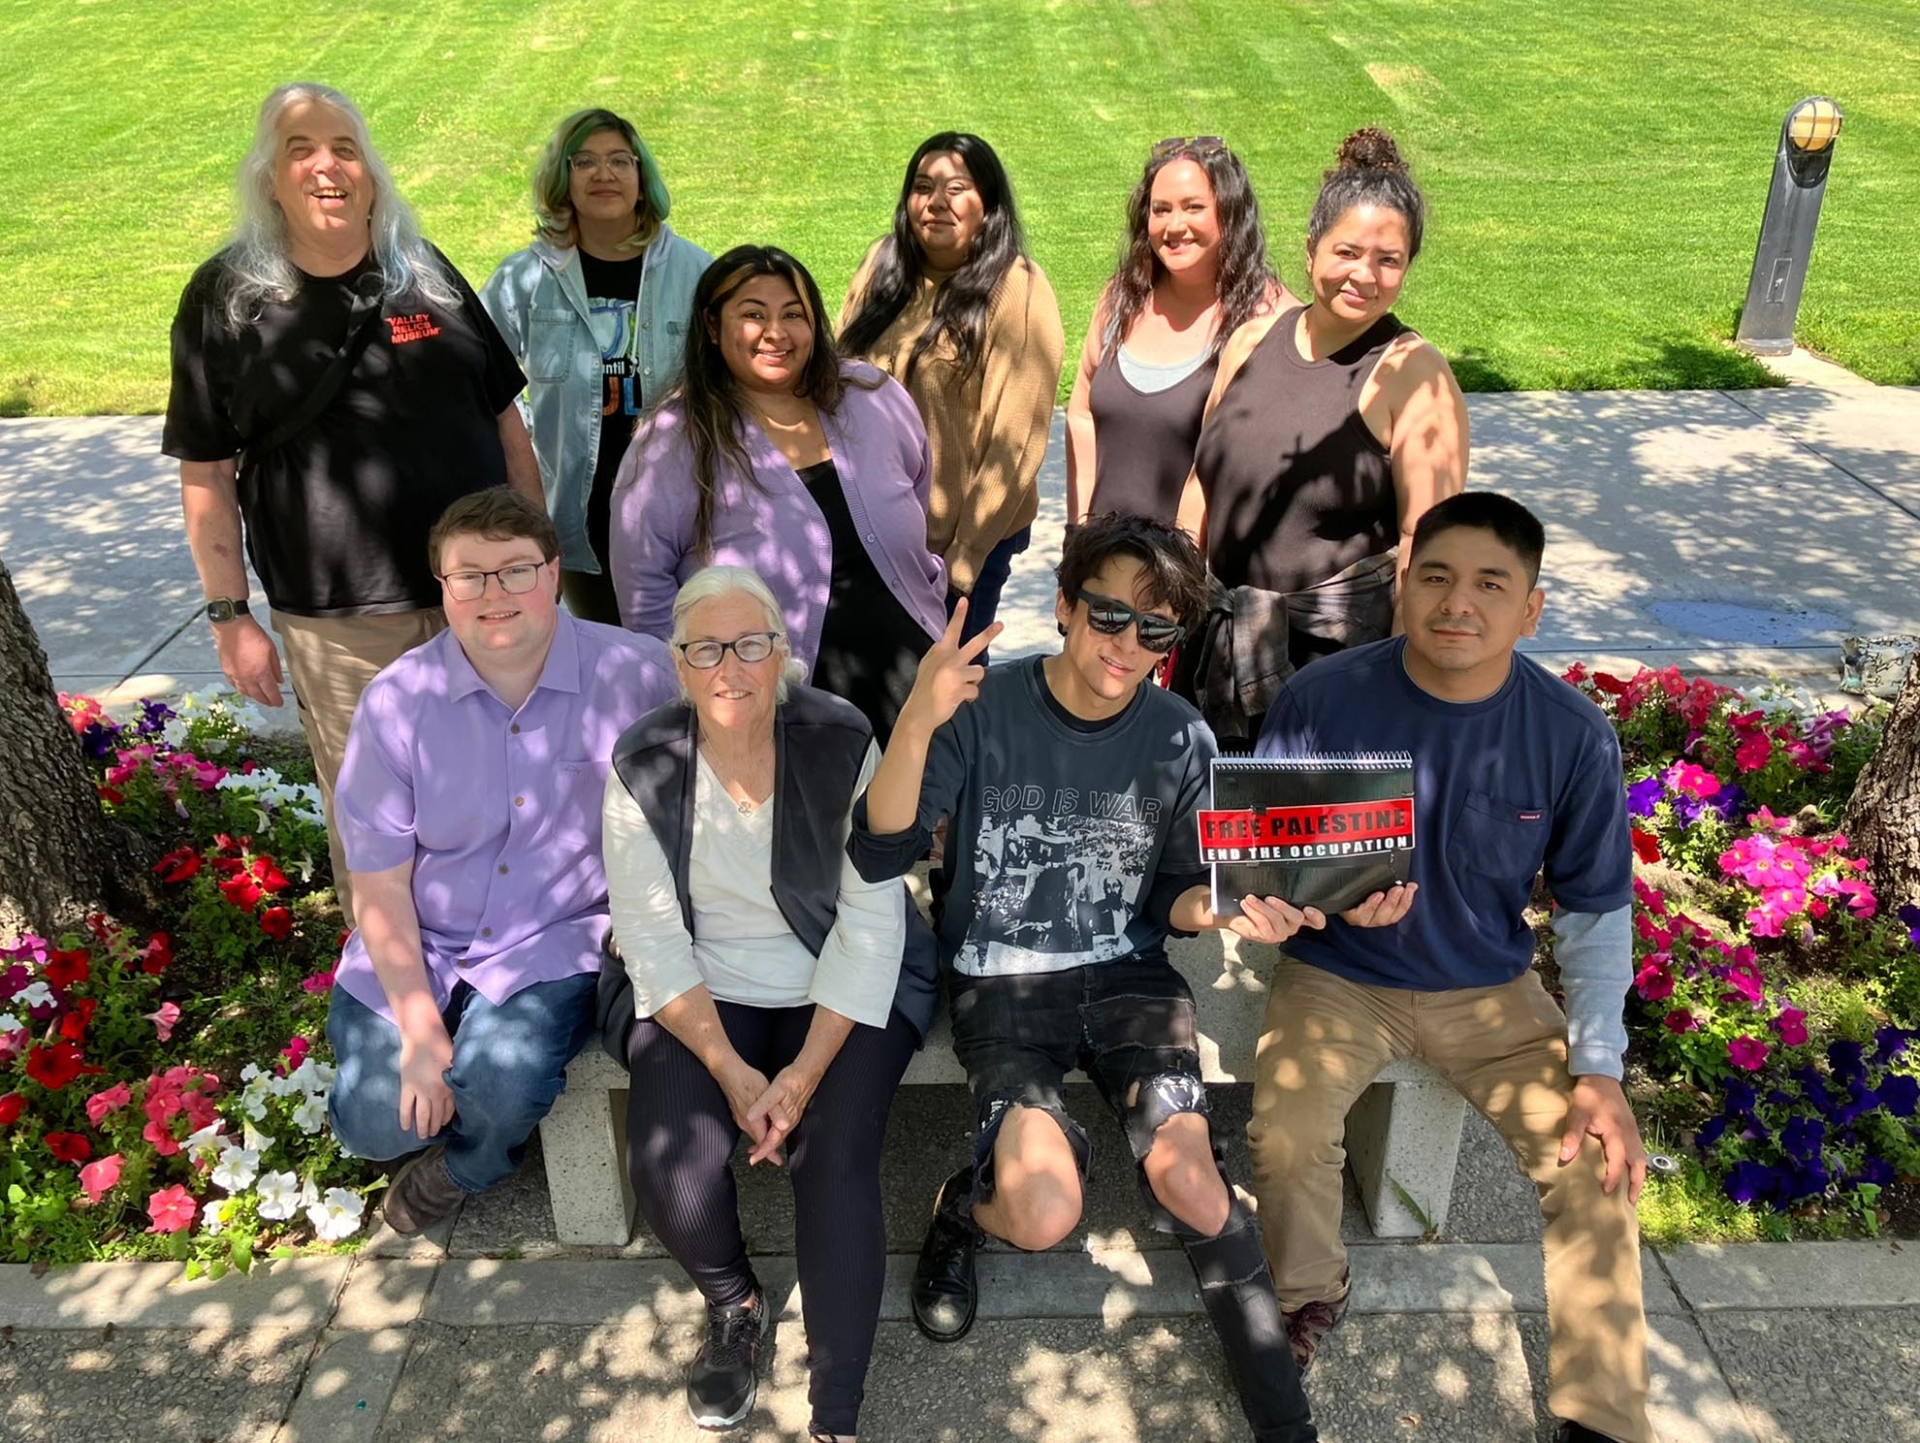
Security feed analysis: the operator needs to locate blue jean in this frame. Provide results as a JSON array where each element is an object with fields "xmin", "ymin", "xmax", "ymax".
[
  {"xmin": 947, "ymin": 524, "xmax": 1031, "ymax": 666},
  {"xmin": 325, "ymin": 972, "xmax": 599, "ymax": 1192}
]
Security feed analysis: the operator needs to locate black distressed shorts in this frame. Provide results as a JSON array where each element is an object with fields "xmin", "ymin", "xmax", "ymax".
[{"xmin": 949, "ymin": 955, "xmax": 1216, "ymax": 1225}]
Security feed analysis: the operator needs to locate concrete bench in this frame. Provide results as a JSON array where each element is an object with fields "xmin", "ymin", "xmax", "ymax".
[{"xmin": 540, "ymin": 929, "xmax": 1469, "ymax": 1246}]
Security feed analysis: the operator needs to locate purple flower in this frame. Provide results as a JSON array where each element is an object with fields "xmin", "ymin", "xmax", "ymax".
[
  {"xmin": 1722, "ymin": 1080, "xmax": 1758, "ymax": 1117},
  {"xmin": 1828, "ymin": 1041, "xmax": 1866, "ymax": 1084},
  {"xmin": 1899, "ymin": 904, "xmax": 1920, "ymax": 950},
  {"xmin": 1787, "ymin": 1162, "xmax": 1831, "ymax": 1200},
  {"xmin": 78, "ymin": 720, "xmax": 121, "ymax": 761},
  {"xmin": 1879, "ymin": 1074, "xmax": 1919, "ymax": 1119},
  {"xmin": 1695, "ymin": 1116, "xmax": 1728, "ymax": 1147},
  {"xmin": 1873, "ymin": 1027, "xmax": 1914, "ymax": 1065},
  {"xmin": 134, "ymin": 698, "xmax": 176, "ymax": 736},
  {"xmin": 1780, "ymin": 1115, "xmax": 1825, "ymax": 1164},
  {"xmin": 1792, "ymin": 1066, "xmax": 1835, "ymax": 1114},
  {"xmin": 1626, "ymin": 776, "xmax": 1664, "ymax": 818},
  {"xmin": 1723, "ymin": 1161, "xmax": 1786, "ymax": 1205},
  {"xmin": 1832, "ymin": 1081, "xmax": 1881, "ymax": 1127},
  {"xmin": 1851, "ymin": 1157, "xmax": 1896, "ymax": 1190}
]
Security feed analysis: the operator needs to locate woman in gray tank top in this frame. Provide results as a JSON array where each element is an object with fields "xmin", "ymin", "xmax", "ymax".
[
  {"xmin": 1174, "ymin": 126, "xmax": 1468, "ymax": 740},
  {"xmin": 1065, "ymin": 138, "xmax": 1293, "ymax": 527}
]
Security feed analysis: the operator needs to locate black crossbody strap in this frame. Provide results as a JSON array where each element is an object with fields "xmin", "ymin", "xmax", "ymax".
[{"xmin": 243, "ymin": 283, "xmax": 386, "ymax": 464}]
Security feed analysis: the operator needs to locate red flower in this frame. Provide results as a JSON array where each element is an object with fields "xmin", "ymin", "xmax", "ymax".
[
  {"xmin": 1630, "ymin": 828, "xmax": 1662, "ymax": 865},
  {"xmin": 1591, "ymin": 672, "xmax": 1630, "ymax": 696},
  {"xmin": 43, "ymin": 949, "xmax": 90, "ymax": 988},
  {"xmin": 44, "ymin": 1131, "xmax": 91, "ymax": 1163},
  {"xmin": 259, "ymin": 906, "xmax": 294, "ymax": 942},
  {"xmin": 25, "ymin": 1041, "xmax": 87, "ymax": 1091},
  {"xmin": 1734, "ymin": 733, "xmax": 1772, "ymax": 773},
  {"xmin": 1663, "ymin": 1009, "xmax": 1699, "ymax": 1034},
  {"xmin": 218, "ymin": 872, "xmax": 265, "ymax": 910},
  {"xmin": 59, "ymin": 998, "xmax": 98, "ymax": 1042},
  {"xmin": 139, "ymin": 933, "xmax": 173, "ymax": 975},
  {"xmin": 96, "ymin": 785, "xmax": 124, "ymax": 805},
  {"xmin": 0, "ymin": 1093, "xmax": 23, "ymax": 1126},
  {"xmin": 153, "ymin": 845, "xmax": 203, "ymax": 884},
  {"xmin": 251, "ymin": 857, "xmax": 291, "ymax": 894}
]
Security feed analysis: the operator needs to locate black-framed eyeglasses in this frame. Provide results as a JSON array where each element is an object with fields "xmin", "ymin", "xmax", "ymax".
[
  {"xmin": 1076, "ymin": 590, "xmax": 1185, "ymax": 653},
  {"xmin": 1151, "ymin": 135, "xmax": 1226, "ymax": 158},
  {"xmin": 438, "ymin": 563, "xmax": 546, "ymax": 602},
  {"xmin": 677, "ymin": 632, "xmax": 779, "ymax": 669},
  {"xmin": 570, "ymin": 151, "xmax": 639, "ymax": 175}
]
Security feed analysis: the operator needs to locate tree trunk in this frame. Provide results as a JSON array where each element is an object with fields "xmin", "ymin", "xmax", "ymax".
[
  {"xmin": 0, "ymin": 553, "xmax": 116, "ymax": 938},
  {"xmin": 1846, "ymin": 656, "xmax": 1920, "ymax": 912}
]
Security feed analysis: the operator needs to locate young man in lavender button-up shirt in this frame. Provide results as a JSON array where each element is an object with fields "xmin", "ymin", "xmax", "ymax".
[{"xmin": 324, "ymin": 489, "xmax": 676, "ymax": 1235}]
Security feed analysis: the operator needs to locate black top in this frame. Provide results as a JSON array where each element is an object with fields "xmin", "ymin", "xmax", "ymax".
[
  {"xmin": 798, "ymin": 457, "xmax": 936, "ymax": 745},
  {"xmin": 1191, "ymin": 306, "xmax": 1408, "ymax": 596},
  {"xmin": 163, "ymin": 246, "xmax": 525, "ymax": 617},
  {"xmin": 1085, "ymin": 344, "xmax": 1219, "ymax": 525},
  {"xmin": 578, "ymin": 250, "xmax": 648, "ymax": 570}
]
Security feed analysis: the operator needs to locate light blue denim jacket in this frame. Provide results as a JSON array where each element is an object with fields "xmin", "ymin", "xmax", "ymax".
[{"xmin": 480, "ymin": 226, "xmax": 712, "ymax": 572}]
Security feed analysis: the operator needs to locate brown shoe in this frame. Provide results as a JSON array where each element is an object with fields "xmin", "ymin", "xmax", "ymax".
[
  {"xmin": 1282, "ymin": 1291, "xmax": 1349, "ymax": 1373},
  {"xmin": 382, "ymin": 1146, "xmax": 467, "ymax": 1236}
]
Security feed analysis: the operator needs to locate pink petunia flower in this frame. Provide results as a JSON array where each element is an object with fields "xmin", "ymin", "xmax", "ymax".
[
  {"xmin": 1665, "ymin": 761, "xmax": 1722, "ymax": 800},
  {"xmin": 85, "ymin": 1081, "xmax": 132, "ymax": 1126},
  {"xmin": 1663, "ymin": 1009, "xmax": 1700, "ymax": 1034},
  {"xmin": 300, "ymin": 969, "xmax": 335, "ymax": 995},
  {"xmin": 1728, "ymin": 1035, "xmax": 1771, "ymax": 1072},
  {"xmin": 144, "ymin": 1002, "xmax": 182, "ymax": 1042},
  {"xmin": 1774, "ymin": 1007, "xmax": 1809, "ymax": 1047},
  {"xmin": 145, "ymin": 1184, "xmax": 197, "ymax": 1234},
  {"xmin": 78, "ymin": 1153, "xmax": 123, "ymax": 1204}
]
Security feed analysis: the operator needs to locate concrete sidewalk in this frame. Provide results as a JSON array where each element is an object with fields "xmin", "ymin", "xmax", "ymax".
[{"xmin": 4, "ymin": 361, "xmax": 1918, "ymax": 711}]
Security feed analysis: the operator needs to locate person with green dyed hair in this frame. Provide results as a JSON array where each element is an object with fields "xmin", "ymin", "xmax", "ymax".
[{"xmin": 482, "ymin": 108, "xmax": 712, "ymax": 623}]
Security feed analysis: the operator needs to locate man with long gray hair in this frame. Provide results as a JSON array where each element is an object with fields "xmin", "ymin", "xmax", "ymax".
[{"xmin": 163, "ymin": 81, "xmax": 544, "ymax": 916}]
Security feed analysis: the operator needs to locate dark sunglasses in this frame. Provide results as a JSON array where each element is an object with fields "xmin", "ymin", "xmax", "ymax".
[
  {"xmin": 1076, "ymin": 589, "xmax": 1185, "ymax": 653},
  {"xmin": 1151, "ymin": 135, "xmax": 1226, "ymax": 158}
]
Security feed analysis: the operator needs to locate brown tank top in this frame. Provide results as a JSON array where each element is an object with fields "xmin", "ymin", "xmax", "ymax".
[
  {"xmin": 1192, "ymin": 306, "xmax": 1408, "ymax": 594},
  {"xmin": 1085, "ymin": 343, "xmax": 1219, "ymax": 525}
]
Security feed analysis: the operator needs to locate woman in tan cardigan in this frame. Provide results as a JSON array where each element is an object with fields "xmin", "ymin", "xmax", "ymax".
[{"xmin": 839, "ymin": 132, "xmax": 1064, "ymax": 659}]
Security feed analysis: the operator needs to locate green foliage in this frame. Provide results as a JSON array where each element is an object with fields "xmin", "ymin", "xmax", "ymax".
[{"xmin": 3, "ymin": 0, "xmax": 1918, "ymax": 415}]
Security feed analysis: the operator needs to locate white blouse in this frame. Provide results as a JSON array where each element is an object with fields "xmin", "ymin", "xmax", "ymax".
[{"xmin": 602, "ymin": 741, "xmax": 905, "ymax": 1028}]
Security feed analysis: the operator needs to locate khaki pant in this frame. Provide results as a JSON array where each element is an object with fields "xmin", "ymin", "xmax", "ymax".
[
  {"xmin": 1247, "ymin": 957, "xmax": 1651, "ymax": 1443},
  {"xmin": 272, "ymin": 608, "xmax": 446, "ymax": 921}
]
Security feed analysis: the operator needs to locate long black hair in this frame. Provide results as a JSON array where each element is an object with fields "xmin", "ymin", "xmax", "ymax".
[
  {"xmin": 1096, "ymin": 139, "xmax": 1277, "ymax": 362},
  {"xmin": 670, "ymin": 245, "xmax": 876, "ymax": 556},
  {"xmin": 838, "ymin": 132, "xmax": 1028, "ymax": 384}
]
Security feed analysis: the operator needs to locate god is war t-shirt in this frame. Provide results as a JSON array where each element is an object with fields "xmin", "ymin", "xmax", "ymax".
[{"xmin": 850, "ymin": 657, "xmax": 1216, "ymax": 978}]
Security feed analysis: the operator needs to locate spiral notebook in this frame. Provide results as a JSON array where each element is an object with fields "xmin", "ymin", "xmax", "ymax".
[{"xmin": 1199, "ymin": 753, "xmax": 1417, "ymax": 917}]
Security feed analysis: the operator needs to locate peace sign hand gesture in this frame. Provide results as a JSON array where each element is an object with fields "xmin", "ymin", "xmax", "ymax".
[{"xmin": 900, "ymin": 600, "xmax": 1003, "ymax": 736}]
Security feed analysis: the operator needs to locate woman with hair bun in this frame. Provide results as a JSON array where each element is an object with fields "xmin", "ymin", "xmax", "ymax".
[
  {"xmin": 839, "ymin": 132, "xmax": 1064, "ymax": 658},
  {"xmin": 1066, "ymin": 137, "xmax": 1295, "ymax": 526},
  {"xmin": 1177, "ymin": 125, "xmax": 1468, "ymax": 741}
]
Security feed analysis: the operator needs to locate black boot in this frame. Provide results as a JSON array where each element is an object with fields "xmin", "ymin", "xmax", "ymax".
[
  {"xmin": 911, "ymin": 1166, "xmax": 981, "ymax": 1343},
  {"xmin": 1181, "ymin": 1196, "xmax": 1318, "ymax": 1442}
]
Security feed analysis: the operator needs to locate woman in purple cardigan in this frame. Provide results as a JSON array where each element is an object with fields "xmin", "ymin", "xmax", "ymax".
[{"xmin": 611, "ymin": 245, "xmax": 946, "ymax": 744}]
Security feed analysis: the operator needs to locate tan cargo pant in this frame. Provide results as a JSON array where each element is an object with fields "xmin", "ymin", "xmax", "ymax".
[
  {"xmin": 1247, "ymin": 956, "xmax": 1651, "ymax": 1443},
  {"xmin": 272, "ymin": 608, "xmax": 446, "ymax": 921}
]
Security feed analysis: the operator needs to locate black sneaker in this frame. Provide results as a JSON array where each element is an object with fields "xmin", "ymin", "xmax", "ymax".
[
  {"xmin": 381, "ymin": 1146, "xmax": 466, "ymax": 1236},
  {"xmin": 1554, "ymin": 1424, "xmax": 1620, "ymax": 1443},
  {"xmin": 911, "ymin": 1166, "xmax": 981, "ymax": 1343},
  {"xmin": 686, "ymin": 1290, "xmax": 769, "ymax": 1430}
]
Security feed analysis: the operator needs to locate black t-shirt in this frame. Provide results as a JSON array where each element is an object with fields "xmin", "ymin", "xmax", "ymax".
[
  {"xmin": 162, "ymin": 245, "xmax": 526, "ymax": 617},
  {"xmin": 578, "ymin": 251, "xmax": 648, "ymax": 570}
]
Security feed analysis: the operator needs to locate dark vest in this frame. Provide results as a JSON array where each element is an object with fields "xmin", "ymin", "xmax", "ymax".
[{"xmin": 595, "ymin": 683, "xmax": 939, "ymax": 1061}]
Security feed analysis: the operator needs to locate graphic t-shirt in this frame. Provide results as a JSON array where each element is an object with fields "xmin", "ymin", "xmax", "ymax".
[
  {"xmin": 851, "ymin": 657, "xmax": 1215, "ymax": 977},
  {"xmin": 578, "ymin": 251, "xmax": 647, "ymax": 568},
  {"xmin": 162, "ymin": 246, "xmax": 525, "ymax": 617},
  {"xmin": 1255, "ymin": 637, "xmax": 1633, "ymax": 991}
]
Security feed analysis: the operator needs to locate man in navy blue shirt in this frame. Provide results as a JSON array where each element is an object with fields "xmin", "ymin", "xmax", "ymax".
[{"xmin": 1251, "ymin": 493, "xmax": 1649, "ymax": 1443}]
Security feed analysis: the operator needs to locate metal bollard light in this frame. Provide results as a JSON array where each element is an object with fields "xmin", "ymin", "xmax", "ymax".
[{"xmin": 1736, "ymin": 97, "xmax": 1844, "ymax": 355}]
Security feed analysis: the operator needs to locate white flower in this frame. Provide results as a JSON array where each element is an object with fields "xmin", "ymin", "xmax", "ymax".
[
  {"xmin": 296, "ymin": 1179, "xmax": 319, "ymax": 1211},
  {"xmin": 307, "ymin": 1187, "xmax": 365, "ymax": 1242},
  {"xmin": 265, "ymin": 1071, "xmax": 301, "ymax": 1098},
  {"xmin": 14, "ymin": 981, "xmax": 53, "ymax": 1010},
  {"xmin": 307, "ymin": 1062, "xmax": 336, "ymax": 1092},
  {"xmin": 239, "ymin": 1089, "xmax": 270, "ymax": 1123},
  {"xmin": 255, "ymin": 1170, "xmax": 301, "ymax": 1220},
  {"xmin": 225, "ymin": 698, "xmax": 267, "ymax": 732},
  {"xmin": 0, "ymin": 1012, "xmax": 23, "ymax": 1035},
  {"xmin": 284, "ymin": 1059, "xmax": 322, "ymax": 1094},
  {"xmin": 160, "ymin": 717, "xmax": 191, "ymax": 748},
  {"xmin": 201, "ymin": 1198, "xmax": 232, "ymax": 1235},
  {"xmin": 211, "ymin": 1144, "xmax": 260, "ymax": 1193},
  {"xmin": 242, "ymin": 1122, "xmax": 275, "ymax": 1154},
  {"xmin": 292, "ymin": 1094, "xmax": 328, "ymax": 1135},
  {"xmin": 202, "ymin": 735, "xmax": 230, "ymax": 756},
  {"xmin": 239, "ymin": 1063, "xmax": 264, "ymax": 1083},
  {"xmin": 183, "ymin": 1122, "xmax": 227, "ymax": 1165}
]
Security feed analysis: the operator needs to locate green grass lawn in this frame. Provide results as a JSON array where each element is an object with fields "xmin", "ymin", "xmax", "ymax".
[{"xmin": 2, "ymin": 0, "xmax": 1916, "ymax": 415}]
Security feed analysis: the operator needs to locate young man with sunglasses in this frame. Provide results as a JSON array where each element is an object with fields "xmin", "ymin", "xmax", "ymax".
[
  {"xmin": 323, "ymin": 488, "xmax": 676, "ymax": 1235},
  {"xmin": 851, "ymin": 513, "xmax": 1321, "ymax": 1442}
]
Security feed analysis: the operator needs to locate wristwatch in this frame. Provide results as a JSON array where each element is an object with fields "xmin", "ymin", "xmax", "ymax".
[{"xmin": 204, "ymin": 597, "xmax": 251, "ymax": 624}]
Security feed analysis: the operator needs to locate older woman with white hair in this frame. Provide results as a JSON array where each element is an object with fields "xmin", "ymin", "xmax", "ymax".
[
  {"xmin": 163, "ymin": 81, "xmax": 540, "ymax": 915},
  {"xmin": 597, "ymin": 564, "xmax": 936, "ymax": 1442}
]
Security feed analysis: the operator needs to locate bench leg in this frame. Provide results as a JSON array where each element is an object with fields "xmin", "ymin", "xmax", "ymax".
[
  {"xmin": 541, "ymin": 1083, "xmax": 638, "ymax": 1246},
  {"xmin": 1347, "ymin": 1077, "xmax": 1468, "ymax": 1238}
]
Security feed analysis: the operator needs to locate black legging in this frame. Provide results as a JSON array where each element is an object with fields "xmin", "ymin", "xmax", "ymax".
[{"xmin": 626, "ymin": 1000, "xmax": 916, "ymax": 1437}]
